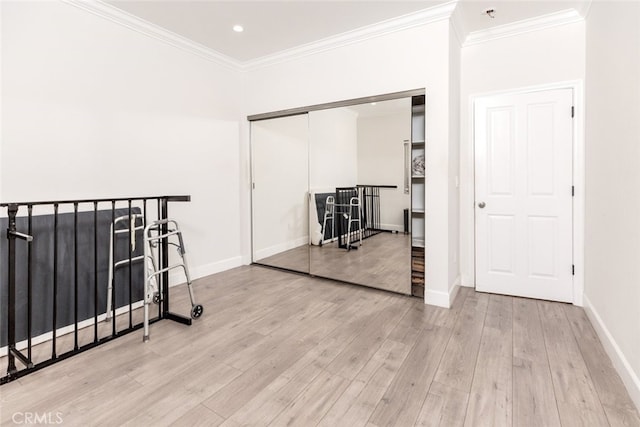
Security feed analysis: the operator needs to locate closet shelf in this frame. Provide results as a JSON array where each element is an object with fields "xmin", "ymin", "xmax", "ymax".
[
  {"xmin": 411, "ymin": 238, "xmax": 425, "ymax": 248},
  {"xmin": 410, "ymin": 94, "xmax": 426, "ymax": 298}
]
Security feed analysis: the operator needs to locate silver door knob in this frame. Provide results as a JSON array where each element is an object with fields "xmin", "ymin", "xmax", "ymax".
[{"xmin": 478, "ymin": 202, "xmax": 486, "ymax": 208}]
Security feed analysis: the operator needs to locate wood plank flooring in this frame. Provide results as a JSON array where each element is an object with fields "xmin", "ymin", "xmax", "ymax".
[
  {"xmin": 310, "ymin": 232, "xmax": 411, "ymax": 295},
  {"xmin": 1, "ymin": 265, "xmax": 638, "ymax": 427},
  {"xmin": 259, "ymin": 232, "xmax": 412, "ymax": 295}
]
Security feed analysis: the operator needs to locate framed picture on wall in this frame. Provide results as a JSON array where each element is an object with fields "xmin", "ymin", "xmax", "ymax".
[{"xmin": 411, "ymin": 148, "xmax": 425, "ymax": 178}]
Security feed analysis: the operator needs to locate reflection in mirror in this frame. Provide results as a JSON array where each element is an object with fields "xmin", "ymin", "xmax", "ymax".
[
  {"xmin": 251, "ymin": 114, "xmax": 309, "ymax": 273},
  {"xmin": 308, "ymin": 99, "xmax": 412, "ymax": 294}
]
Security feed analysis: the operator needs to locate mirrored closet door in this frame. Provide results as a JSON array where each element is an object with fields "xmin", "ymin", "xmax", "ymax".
[
  {"xmin": 307, "ymin": 99, "xmax": 412, "ymax": 294},
  {"xmin": 251, "ymin": 114, "xmax": 309, "ymax": 273},
  {"xmin": 250, "ymin": 91, "xmax": 425, "ymax": 296}
]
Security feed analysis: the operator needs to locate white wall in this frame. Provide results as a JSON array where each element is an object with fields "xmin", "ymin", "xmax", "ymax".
[
  {"xmin": 584, "ymin": 2, "xmax": 640, "ymax": 408},
  {"xmin": 243, "ymin": 19, "xmax": 457, "ymax": 306},
  {"xmin": 0, "ymin": 1, "xmax": 3, "ymax": 204},
  {"xmin": 309, "ymin": 107, "xmax": 358, "ymax": 190},
  {"xmin": 357, "ymin": 111, "xmax": 411, "ymax": 231},
  {"xmin": 1, "ymin": 1, "xmax": 244, "ymax": 279},
  {"xmin": 459, "ymin": 21, "xmax": 586, "ymax": 287}
]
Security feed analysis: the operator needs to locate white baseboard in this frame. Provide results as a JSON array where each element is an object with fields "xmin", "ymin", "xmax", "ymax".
[
  {"xmin": 424, "ymin": 289, "xmax": 450, "ymax": 308},
  {"xmin": 424, "ymin": 276, "xmax": 461, "ymax": 309},
  {"xmin": 169, "ymin": 255, "xmax": 244, "ymax": 286},
  {"xmin": 189, "ymin": 256, "xmax": 244, "ymax": 281},
  {"xmin": 380, "ymin": 223, "xmax": 404, "ymax": 233},
  {"xmin": 0, "ymin": 301, "xmax": 144, "ymax": 357},
  {"xmin": 583, "ymin": 295, "xmax": 640, "ymax": 411},
  {"xmin": 254, "ymin": 237, "xmax": 308, "ymax": 260}
]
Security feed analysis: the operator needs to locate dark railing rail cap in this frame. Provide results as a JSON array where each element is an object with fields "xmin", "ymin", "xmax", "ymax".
[{"xmin": 0, "ymin": 195, "xmax": 191, "ymax": 207}]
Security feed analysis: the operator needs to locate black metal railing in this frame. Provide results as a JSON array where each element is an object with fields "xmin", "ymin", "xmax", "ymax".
[
  {"xmin": 358, "ymin": 185, "xmax": 396, "ymax": 238},
  {"xmin": 1, "ymin": 195, "xmax": 190, "ymax": 384},
  {"xmin": 335, "ymin": 185, "xmax": 396, "ymax": 249}
]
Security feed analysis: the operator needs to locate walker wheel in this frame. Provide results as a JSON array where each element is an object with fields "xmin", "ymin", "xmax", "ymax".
[
  {"xmin": 153, "ymin": 292, "xmax": 160, "ymax": 304},
  {"xmin": 191, "ymin": 304, "xmax": 204, "ymax": 319}
]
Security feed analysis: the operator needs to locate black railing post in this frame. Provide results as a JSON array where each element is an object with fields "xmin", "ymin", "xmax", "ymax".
[
  {"xmin": 110, "ymin": 201, "xmax": 116, "ymax": 336},
  {"xmin": 127, "ymin": 200, "xmax": 133, "ymax": 329},
  {"xmin": 93, "ymin": 202, "xmax": 98, "ymax": 343},
  {"xmin": 27, "ymin": 205, "xmax": 33, "ymax": 361},
  {"xmin": 6, "ymin": 204, "xmax": 18, "ymax": 375},
  {"xmin": 73, "ymin": 202, "xmax": 79, "ymax": 350},
  {"xmin": 160, "ymin": 198, "xmax": 169, "ymax": 318},
  {"xmin": 52, "ymin": 203, "xmax": 58, "ymax": 359}
]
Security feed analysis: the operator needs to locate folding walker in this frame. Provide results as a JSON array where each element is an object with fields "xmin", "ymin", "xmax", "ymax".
[
  {"xmin": 143, "ymin": 219, "xmax": 203, "ymax": 342},
  {"xmin": 106, "ymin": 214, "xmax": 145, "ymax": 320},
  {"xmin": 106, "ymin": 215, "xmax": 202, "ymax": 341}
]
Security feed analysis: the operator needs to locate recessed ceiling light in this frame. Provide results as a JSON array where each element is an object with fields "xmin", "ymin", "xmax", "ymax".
[
  {"xmin": 233, "ymin": 25, "xmax": 244, "ymax": 33},
  {"xmin": 371, "ymin": 102, "xmax": 377, "ymax": 106}
]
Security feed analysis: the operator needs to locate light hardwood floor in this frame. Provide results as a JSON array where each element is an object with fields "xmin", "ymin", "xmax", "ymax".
[
  {"xmin": 1, "ymin": 266, "xmax": 638, "ymax": 427},
  {"xmin": 257, "ymin": 232, "xmax": 412, "ymax": 295},
  {"xmin": 310, "ymin": 232, "xmax": 411, "ymax": 295}
]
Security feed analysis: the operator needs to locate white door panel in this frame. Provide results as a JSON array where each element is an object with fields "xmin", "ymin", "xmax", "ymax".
[
  {"xmin": 487, "ymin": 107, "xmax": 515, "ymax": 196},
  {"xmin": 487, "ymin": 214, "xmax": 515, "ymax": 275},
  {"xmin": 475, "ymin": 89, "xmax": 573, "ymax": 302},
  {"xmin": 527, "ymin": 216, "xmax": 557, "ymax": 278}
]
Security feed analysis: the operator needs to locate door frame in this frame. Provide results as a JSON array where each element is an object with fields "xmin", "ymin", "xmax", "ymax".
[{"xmin": 465, "ymin": 80, "xmax": 584, "ymax": 305}]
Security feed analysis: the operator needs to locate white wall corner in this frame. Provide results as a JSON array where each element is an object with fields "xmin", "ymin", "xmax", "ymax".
[
  {"xmin": 449, "ymin": 2, "xmax": 466, "ymax": 47},
  {"xmin": 464, "ymin": 8, "xmax": 584, "ymax": 47},
  {"xmin": 583, "ymin": 295, "xmax": 640, "ymax": 411},
  {"xmin": 460, "ymin": 272, "xmax": 474, "ymax": 288},
  {"xmin": 577, "ymin": 0, "xmax": 594, "ymax": 20},
  {"xmin": 572, "ymin": 79, "xmax": 586, "ymax": 307},
  {"xmin": 448, "ymin": 275, "xmax": 461, "ymax": 306}
]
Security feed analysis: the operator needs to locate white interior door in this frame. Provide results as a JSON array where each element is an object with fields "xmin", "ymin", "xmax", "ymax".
[{"xmin": 475, "ymin": 89, "xmax": 573, "ymax": 302}]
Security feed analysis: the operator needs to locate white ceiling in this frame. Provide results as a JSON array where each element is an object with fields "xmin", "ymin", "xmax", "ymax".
[{"xmin": 105, "ymin": 0, "xmax": 589, "ymax": 63}]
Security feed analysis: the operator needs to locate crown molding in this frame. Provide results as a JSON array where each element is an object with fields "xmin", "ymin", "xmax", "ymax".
[
  {"xmin": 463, "ymin": 8, "xmax": 584, "ymax": 47},
  {"xmin": 62, "ymin": 0, "xmax": 243, "ymax": 71},
  {"xmin": 58, "ymin": 1, "xmax": 588, "ymax": 72},
  {"xmin": 241, "ymin": 1, "xmax": 457, "ymax": 71},
  {"xmin": 63, "ymin": 0, "xmax": 457, "ymax": 73}
]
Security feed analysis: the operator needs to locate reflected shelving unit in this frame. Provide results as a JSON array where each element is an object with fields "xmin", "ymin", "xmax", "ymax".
[{"xmin": 410, "ymin": 95, "xmax": 425, "ymax": 298}]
